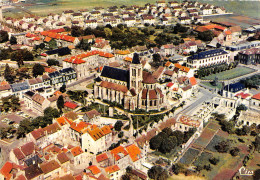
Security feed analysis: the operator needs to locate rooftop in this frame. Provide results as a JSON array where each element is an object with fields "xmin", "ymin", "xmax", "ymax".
[{"xmin": 188, "ymin": 49, "xmax": 228, "ymax": 60}]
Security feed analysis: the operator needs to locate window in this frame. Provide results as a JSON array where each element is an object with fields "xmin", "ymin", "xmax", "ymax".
[{"xmin": 150, "ymin": 101, "xmax": 153, "ymax": 106}]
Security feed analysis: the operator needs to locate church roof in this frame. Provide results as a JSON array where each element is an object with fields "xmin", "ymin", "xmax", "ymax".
[
  {"xmin": 101, "ymin": 66, "xmax": 129, "ymax": 82},
  {"xmin": 142, "ymin": 71, "xmax": 156, "ymax": 84}
]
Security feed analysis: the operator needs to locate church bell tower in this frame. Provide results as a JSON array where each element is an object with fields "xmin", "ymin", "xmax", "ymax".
[{"xmin": 129, "ymin": 53, "xmax": 143, "ymax": 94}]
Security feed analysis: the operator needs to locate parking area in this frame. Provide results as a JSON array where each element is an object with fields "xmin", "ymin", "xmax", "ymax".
[{"xmin": 0, "ymin": 112, "xmax": 29, "ymax": 129}]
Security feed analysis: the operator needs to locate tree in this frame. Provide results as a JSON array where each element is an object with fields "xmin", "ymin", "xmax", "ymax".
[
  {"xmin": 60, "ymin": 85, "xmax": 66, "ymax": 93},
  {"xmin": 32, "ymin": 63, "xmax": 45, "ymax": 77},
  {"xmin": 17, "ymin": 119, "xmax": 34, "ymax": 138},
  {"xmin": 198, "ymin": 30, "xmax": 214, "ymax": 41},
  {"xmin": 10, "ymin": 36, "xmax": 17, "ymax": 45},
  {"xmin": 153, "ymin": 53, "xmax": 161, "ymax": 64},
  {"xmin": 4, "ymin": 64, "xmax": 14, "ymax": 83},
  {"xmin": 254, "ymin": 135, "xmax": 260, "ymax": 151},
  {"xmin": 114, "ymin": 120, "xmax": 123, "ymax": 131},
  {"xmin": 0, "ymin": 30, "xmax": 9, "ymax": 43},
  {"xmin": 236, "ymin": 104, "xmax": 247, "ymax": 112},
  {"xmin": 159, "ymin": 136, "xmax": 177, "ymax": 154},
  {"xmin": 150, "ymin": 134, "xmax": 163, "ymax": 150},
  {"xmin": 215, "ymin": 141, "xmax": 230, "ymax": 153},
  {"xmin": 204, "ymin": 164, "xmax": 212, "ymax": 171},
  {"xmin": 209, "ymin": 157, "xmax": 219, "ymax": 165},
  {"xmin": 47, "ymin": 59, "xmax": 59, "ymax": 66},
  {"xmin": 57, "ymin": 95, "xmax": 64, "ymax": 112},
  {"xmin": 148, "ymin": 166, "xmax": 168, "ymax": 180},
  {"xmin": 172, "ymin": 163, "xmax": 184, "ymax": 175},
  {"xmin": 48, "ymin": 39, "xmax": 57, "ymax": 50},
  {"xmin": 11, "ymin": 49, "xmax": 34, "ymax": 67},
  {"xmin": 0, "ymin": 127, "xmax": 8, "ymax": 139},
  {"xmin": 242, "ymin": 125, "xmax": 251, "ymax": 135},
  {"xmin": 76, "ymin": 39, "xmax": 91, "ymax": 51},
  {"xmin": 44, "ymin": 107, "xmax": 60, "ymax": 119},
  {"xmin": 10, "ymin": 96, "xmax": 20, "ymax": 111},
  {"xmin": 71, "ymin": 26, "xmax": 83, "ymax": 37},
  {"xmin": 220, "ymin": 120, "xmax": 234, "ymax": 133},
  {"xmin": 230, "ymin": 147, "xmax": 240, "ymax": 156},
  {"xmin": 118, "ymin": 131, "xmax": 124, "ymax": 138}
]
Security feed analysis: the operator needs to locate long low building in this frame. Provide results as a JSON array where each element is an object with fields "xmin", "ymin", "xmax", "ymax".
[{"xmin": 187, "ymin": 49, "xmax": 230, "ymax": 70}]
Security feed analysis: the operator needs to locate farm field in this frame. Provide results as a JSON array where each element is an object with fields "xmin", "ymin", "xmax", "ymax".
[
  {"xmin": 201, "ymin": 67, "xmax": 255, "ymax": 81},
  {"xmin": 178, "ymin": 119, "xmax": 258, "ymax": 180}
]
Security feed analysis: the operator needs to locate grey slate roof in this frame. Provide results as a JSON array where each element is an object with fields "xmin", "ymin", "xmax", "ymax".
[
  {"xmin": 101, "ymin": 66, "xmax": 129, "ymax": 82},
  {"xmin": 11, "ymin": 81, "xmax": 30, "ymax": 92},
  {"xmin": 188, "ymin": 49, "xmax": 228, "ymax": 60}
]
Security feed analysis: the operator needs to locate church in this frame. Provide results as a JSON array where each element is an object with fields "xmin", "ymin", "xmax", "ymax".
[{"xmin": 94, "ymin": 54, "xmax": 166, "ymax": 112}]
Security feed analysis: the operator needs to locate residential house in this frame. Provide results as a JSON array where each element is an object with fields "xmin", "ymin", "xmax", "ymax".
[
  {"xmin": 40, "ymin": 160, "xmax": 61, "ymax": 179},
  {"xmin": 105, "ymin": 165, "xmax": 122, "ymax": 180},
  {"xmin": 110, "ymin": 146, "xmax": 130, "ymax": 169},
  {"xmin": 48, "ymin": 68, "xmax": 77, "ymax": 88}
]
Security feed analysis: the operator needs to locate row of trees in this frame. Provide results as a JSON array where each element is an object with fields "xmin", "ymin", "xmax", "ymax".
[
  {"xmin": 197, "ymin": 61, "xmax": 239, "ymax": 78},
  {"xmin": 4, "ymin": 62, "xmax": 45, "ymax": 84},
  {"xmin": 240, "ymin": 74, "xmax": 260, "ymax": 89},
  {"xmin": 149, "ymin": 127, "xmax": 196, "ymax": 154}
]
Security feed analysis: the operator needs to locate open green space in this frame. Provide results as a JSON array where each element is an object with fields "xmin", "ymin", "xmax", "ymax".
[
  {"xmin": 180, "ymin": 148, "xmax": 201, "ymax": 165},
  {"xmin": 193, "ymin": 152, "xmax": 213, "ymax": 167},
  {"xmin": 201, "ymin": 67, "xmax": 255, "ymax": 81}
]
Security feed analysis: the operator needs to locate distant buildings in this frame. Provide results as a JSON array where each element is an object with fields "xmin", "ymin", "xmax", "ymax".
[{"xmin": 238, "ymin": 48, "xmax": 260, "ymax": 65}]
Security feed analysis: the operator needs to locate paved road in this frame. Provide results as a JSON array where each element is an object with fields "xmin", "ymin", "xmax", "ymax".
[
  {"xmin": 67, "ymin": 75, "xmax": 95, "ymax": 88},
  {"xmin": 176, "ymin": 86, "xmax": 218, "ymax": 115}
]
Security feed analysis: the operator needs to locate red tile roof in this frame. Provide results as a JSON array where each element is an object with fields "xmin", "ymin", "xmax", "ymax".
[
  {"xmin": 252, "ymin": 93, "xmax": 260, "ymax": 100},
  {"xmin": 70, "ymin": 146, "xmax": 83, "ymax": 157},
  {"xmin": 85, "ymin": 109, "xmax": 100, "ymax": 119},
  {"xmin": 40, "ymin": 160, "xmax": 61, "ymax": 174},
  {"xmin": 101, "ymin": 125, "xmax": 111, "ymax": 135},
  {"xmin": 13, "ymin": 148, "xmax": 25, "ymax": 160},
  {"xmin": 43, "ymin": 123, "xmax": 61, "ymax": 134},
  {"xmin": 235, "ymin": 92, "xmax": 250, "ymax": 99},
  {"xmin": 86, "ymin": 126, "xmax": 105, "ymax": 141},
  {"xmin": 165, "ymin": 61, "xmax": 172, "ymax": 67},
  {"xmin": 56, "ymin": 116, "xmax": 70, "ymax": 126},
  {"xmin": 167, "ymin": 82, "xmax": 174, "ymax": 87},
  {"xmin": 21, "ymin": 142, "xmax": 35, "ymax": 156},
  {"xmin": 87, "ymin": 165, "xmax": 101, "ymax": 175},
  {"xmin": 96, "ymin": 153, "xmax": 109, "ymax": 163},
  {"xmin": 31, "ymin": 128, "xmax": 45, "ymax": 140},
  {"xmin": 142, "ymin": 71, "xmax": 156, "ymax": 84},
  {"xmin": 100, "ymin": 81, "xmax": 128, "ymax": 93},
  {"xmin": 110, "ymin": 146, "xmax": 128, "ymax": 161},
  {"xmin": 125, "ymin": 144, "xmax": 142, "ymax": 162},
  {"xmin": 57, "ymin": 152, "xmax": 70, "ymax": 164},
  {"xmin": 0, "ymin": 162, "xmax": 13, "ymax": 179},
  {"xmin": 64, "ymin": 101, "xmax": 78, "ymax": 109},
  {"xmin": 189, "ymin": 77, "xmax": 197, "ymax": 86},
  {"xmin": 105, "ymin": 165, "xmax": 120, "ymax": 174},
  {"xmin": 70, "ymin": 121, "xmax": 90, "ymax": 133}
]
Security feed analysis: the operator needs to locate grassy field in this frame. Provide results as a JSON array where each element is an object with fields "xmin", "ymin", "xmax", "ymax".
[
  {"xmin": 201, "ymin": 67, "xmax": 255, "ymax": 81},
  {"xmin": 201, "ymin": 82, "xmax": 223, "ymax": 90}
]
